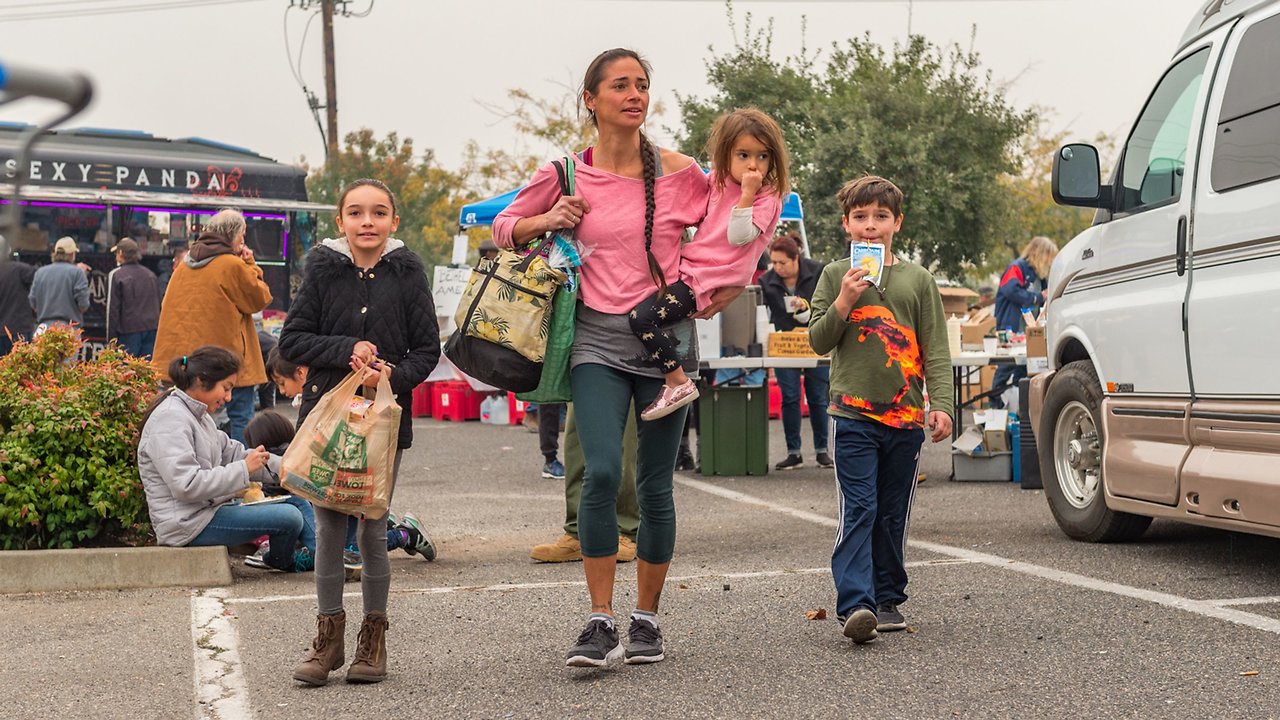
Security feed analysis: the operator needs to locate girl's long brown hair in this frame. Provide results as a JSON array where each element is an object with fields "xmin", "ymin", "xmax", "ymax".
[{"xmin": 706, "ymin": 107, "xmax": 791, "ymax": 197}]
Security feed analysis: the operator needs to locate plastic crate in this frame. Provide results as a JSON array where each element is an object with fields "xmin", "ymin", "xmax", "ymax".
[
  {"xmin": 431, "ymin": 381, "xmax": 484, "ymax": 422},
  {"xmin": 507, "ymin": 392, "xmax": 527, "ymax": 425},
  {"xmin": 767, "ymin": 377, "xmax": 810, "ymax": 420},
  {"xmin": 411, "ymin": 382, "xmax": 433, "ymax": 418},
  {"xmin": 952, "ymin": 450, "xmax": 1012, "ymax": 482}
]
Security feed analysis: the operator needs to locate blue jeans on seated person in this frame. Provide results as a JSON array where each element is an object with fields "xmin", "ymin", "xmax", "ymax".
[
  {"xmin": 775, "ymin": 366, "xmax": 830, "ymax": 455},
  {"xmin": 190, "ymin": 495, "xmax": 316, "ymax": 570},
  {"xmin": 116, "ymin": 330, "xmax": 156, "ymax": 360}
]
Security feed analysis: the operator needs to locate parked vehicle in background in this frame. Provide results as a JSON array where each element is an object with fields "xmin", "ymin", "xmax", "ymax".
[{"xmin": 1032, "ymin": 0, "xmax": 1280, "ymax": 542}]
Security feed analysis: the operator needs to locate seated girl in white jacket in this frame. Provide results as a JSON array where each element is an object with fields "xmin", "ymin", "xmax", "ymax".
[{"xmin": 137, "ymin": 345, "xmax": 315, "ymax": 572}]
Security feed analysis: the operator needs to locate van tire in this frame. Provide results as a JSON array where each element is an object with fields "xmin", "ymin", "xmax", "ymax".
[{"xmin": 1039, "ymin": 360, "xmax": 1152, "ymax": 543}]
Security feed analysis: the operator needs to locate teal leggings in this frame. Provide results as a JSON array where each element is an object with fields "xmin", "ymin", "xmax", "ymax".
[{"xmin": 571, "ymin": 363, "xmax": 687, "ymax": 563}]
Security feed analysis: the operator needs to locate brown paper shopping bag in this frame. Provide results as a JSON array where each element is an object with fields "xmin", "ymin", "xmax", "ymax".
[{"xmin": 280, "ymin": 370, "xmax": 400, "ymax": 518}]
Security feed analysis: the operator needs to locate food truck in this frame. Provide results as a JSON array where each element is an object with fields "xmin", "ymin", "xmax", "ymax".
[{"xmin": 0, "ymin": 123, "xmax": 330, "ymax": 357}]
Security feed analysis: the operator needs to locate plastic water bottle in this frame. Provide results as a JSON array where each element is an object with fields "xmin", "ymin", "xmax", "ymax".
[
  {"xmin": 947, "ymin": 314, "xmax": 963, "ymax": 355},
  {"xmin": 1010, "ymin": 412, "xmax": 1022, "ymax": 483}
]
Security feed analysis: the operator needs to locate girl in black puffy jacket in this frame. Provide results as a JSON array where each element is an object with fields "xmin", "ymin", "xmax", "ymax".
[{"xmin": 279, "ymin": 178, "xmax": 439, "ymax": 686}]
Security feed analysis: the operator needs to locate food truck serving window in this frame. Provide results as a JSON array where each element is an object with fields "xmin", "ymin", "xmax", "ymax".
[
  {"xmin": 1, "ymin": 199, "xmax": 108, "ymax": 253},
  {"xmin": 113, "ymin": 206, "xmax": 287, "ymax": 260}
]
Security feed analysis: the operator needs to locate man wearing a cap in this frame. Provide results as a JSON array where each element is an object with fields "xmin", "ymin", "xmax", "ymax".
[
  {"xmin": 28, "ymin": 236, "xmax": 90, "ymax": 331},
  {"xmin": 106, "ymin": 237, "xmax": 161, "ymax": 359}
]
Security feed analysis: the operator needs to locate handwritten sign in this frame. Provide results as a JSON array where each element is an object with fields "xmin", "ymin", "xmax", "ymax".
[{"xmin": 432, "ymin": 266, "xmax": 472, "ymax": 336}]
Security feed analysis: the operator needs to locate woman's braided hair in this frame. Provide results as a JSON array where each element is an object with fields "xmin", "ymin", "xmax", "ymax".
[{"xmin": 581, "ymin": 48, "xmax": 664, "ymax": 294}]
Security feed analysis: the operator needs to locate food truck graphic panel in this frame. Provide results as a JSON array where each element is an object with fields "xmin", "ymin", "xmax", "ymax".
[{"xmin": 0, "ymin": 125, "xmax": 332, "ymax": 357}]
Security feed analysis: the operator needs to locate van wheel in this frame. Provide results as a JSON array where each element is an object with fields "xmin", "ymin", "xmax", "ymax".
[{"xmin": 1038, "ymin": 360, "xmax": 1152, "ymax": 542}]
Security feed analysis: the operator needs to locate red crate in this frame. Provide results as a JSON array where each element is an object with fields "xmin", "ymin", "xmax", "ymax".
[
  {"xmin": 767, "ymin": 376, "xmax": 810, "ymax": 419},
  {"xmin": 431, "ymin": 381, "xmax": 484, "ymax": 422},
  {"xmin": 507, "ymin": 392, "xmax": 527, "ymax": 425},
  {"xmin": 411, "ymin": 382, "xmax": 433, "ymax": 418}
]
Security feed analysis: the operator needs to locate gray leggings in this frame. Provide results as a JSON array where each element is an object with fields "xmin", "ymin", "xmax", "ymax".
[{"xmin": 316, "ymin": 450, "xmax": 402, "ymax": 616}]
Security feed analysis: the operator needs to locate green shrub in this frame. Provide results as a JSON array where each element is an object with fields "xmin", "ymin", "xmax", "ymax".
[{"xmin": 0, "ymin": 327, "xmax": 159, "ymax": 549}]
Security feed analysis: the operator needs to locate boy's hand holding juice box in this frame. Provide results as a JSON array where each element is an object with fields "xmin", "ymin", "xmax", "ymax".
[{"xmin": 850, "ymin": 243, "xmax": 885, "ymax": 286}]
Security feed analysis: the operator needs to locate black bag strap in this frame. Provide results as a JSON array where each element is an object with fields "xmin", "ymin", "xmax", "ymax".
[{"xmin": 516, "ymin": 156, "xmax": 575, "ymax": 274}]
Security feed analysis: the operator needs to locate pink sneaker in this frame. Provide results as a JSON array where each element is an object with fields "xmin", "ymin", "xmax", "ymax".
[{"xmin": 641, "ymin": 380, "xmax": 700, "ymax": 421}]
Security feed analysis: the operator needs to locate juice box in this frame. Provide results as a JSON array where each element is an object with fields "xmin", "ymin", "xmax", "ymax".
[{"xmin": 850, "ymin": 243, "xmax": 885, "ymax": 286}]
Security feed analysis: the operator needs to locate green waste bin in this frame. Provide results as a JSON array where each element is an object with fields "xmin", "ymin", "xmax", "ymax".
[{"xmin": 698, "ymin": 385, "xmax": 769, "ymax": 475}]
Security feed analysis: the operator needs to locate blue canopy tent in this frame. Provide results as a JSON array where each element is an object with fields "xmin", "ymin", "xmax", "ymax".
[{"xmin": 458, "ymin": 187, "xmax": 808, "ymax": 254}]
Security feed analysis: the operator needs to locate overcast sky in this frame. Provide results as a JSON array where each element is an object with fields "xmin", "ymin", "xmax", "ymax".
[{"xmin": 1, "ymin": 0, "xmax": 1207, "ymax": 177}]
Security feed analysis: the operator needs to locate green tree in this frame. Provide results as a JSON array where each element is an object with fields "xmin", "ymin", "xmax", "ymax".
[
  {"xmin": 677, "ymin": 10, "xmax": 1035, "ymax": 279},
  {"xmin": 306, "ymin": 128, "xmax": 469, "ymax": 267}
]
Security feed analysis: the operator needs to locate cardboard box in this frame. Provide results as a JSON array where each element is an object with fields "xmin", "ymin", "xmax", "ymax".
[
  {"xmin": 938, "ymin": 287, "xmax": 979, "ymax": 318},
  {"xmin": 982, "ymin": 409, "xmax": 1010, "ymax": 453},
  {"xmin": 960, "ymin": 315, "xmax": 996, "ymax": 351},
  {"xmin": 951, "ymin": 426, "xmax": 985, "ymax": 456},
  {"xmin": 1025, "ymin": 325, "xmax": 1048, "ymax": 375},
  {"xmin": 767, "ymin": 330, "xmax": 822, "ymax": 358}
]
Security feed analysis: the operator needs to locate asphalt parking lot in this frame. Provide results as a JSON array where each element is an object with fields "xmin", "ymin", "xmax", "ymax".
[{"xmin": 3, "ymin": 412, "xmax": 1279, "ymax": 719}]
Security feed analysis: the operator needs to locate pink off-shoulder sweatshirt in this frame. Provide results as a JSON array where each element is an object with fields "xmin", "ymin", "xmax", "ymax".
[{"xmin": 492, "ymin": 158, "xmax": 710, "ymax": 314}]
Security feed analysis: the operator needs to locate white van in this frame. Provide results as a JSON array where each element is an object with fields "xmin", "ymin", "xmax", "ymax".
[{"xmin": 1031, "ymin": 0, "xmax": 1280, "ymax": 542}]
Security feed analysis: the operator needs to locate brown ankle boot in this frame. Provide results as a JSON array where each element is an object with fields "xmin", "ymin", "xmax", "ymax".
[
  {"xmin": 292, "ymin": 611, "xmax": 345, "ymax": 686},
  {"xmin": 346, "ymin": 611, "xmax": 389, "ymax": 683}
]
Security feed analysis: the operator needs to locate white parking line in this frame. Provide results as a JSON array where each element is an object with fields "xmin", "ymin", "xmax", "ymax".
[
  {"xmin": 674, "ymin": 476, "xmax": 1280, "ymax": 636},
  {"xmin": 1209, "ymin": 596, "xmax": 1280, "ymax": 607},
  {"xmin": 190, "ymin": 588, "xmax": 253, "ymax": 720}
]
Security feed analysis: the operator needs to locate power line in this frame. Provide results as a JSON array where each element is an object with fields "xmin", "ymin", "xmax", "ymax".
[{"xmin": 0, "ymin": 0, "xmax": 264, "ymax": 23}]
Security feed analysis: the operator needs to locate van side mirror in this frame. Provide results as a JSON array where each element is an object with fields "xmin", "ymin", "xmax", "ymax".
[{"xmin": 1052, "ymin": 143, "xmax": 1112, "ymax": 208}]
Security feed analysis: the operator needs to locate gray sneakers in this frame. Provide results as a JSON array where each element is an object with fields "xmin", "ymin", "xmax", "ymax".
[
  {"xmin": 566, "ymin": 618, "xmax": 623, "ymax": 667},
  {"xmin": 876, "ymin": 602, "xmax": 907, "ymax": 631},
  {"xmin": 842, "ymin": 607, "xmax": 879, "ymax": 643},
  {"xmin": 624, "ymin": 617, "xmax": 665, "ymax": 664}
]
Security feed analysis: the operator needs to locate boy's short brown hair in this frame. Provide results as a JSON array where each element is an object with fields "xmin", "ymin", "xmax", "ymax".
[{"xmin": 836, "ymin": 175, "xmax": 904, "ymax": 218}]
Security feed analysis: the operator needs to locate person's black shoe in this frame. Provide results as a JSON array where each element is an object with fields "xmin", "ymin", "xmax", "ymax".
[
  {"xmin": 876, "ymin": 602, "xmax": 907, "ymax": 632},
  {"xmin": 623, "ymin": 617, "xmax": 665, "ymax": 664},
  {"xmin": 775, "ymin": 454, "xmax": 804, "ymax": 470},
  {"xmin": 566, "ymin": 618, "xmax": 622, "ymax": 667},
  {"xmin": 816, "ymin": 452, "xmax": 834, "ymax": 468},
  {"xmin": 675, "ymin": 446, "xmax": 696, "ymax": 472}
]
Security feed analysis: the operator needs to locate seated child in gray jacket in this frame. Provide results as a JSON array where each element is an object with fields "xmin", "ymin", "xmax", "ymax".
[{"xmin": 137, "ymin": 345, "xmax": 316, "ymax": 572}]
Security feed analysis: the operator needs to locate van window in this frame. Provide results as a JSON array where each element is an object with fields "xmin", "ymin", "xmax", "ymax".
[
  {"xmin": 1212, "ymin": 13, "xmax": 1280, "ymax": 192},
  {"xmin": 1117, "ymin": 48, "xmax": 1209, "ymax": 213}
]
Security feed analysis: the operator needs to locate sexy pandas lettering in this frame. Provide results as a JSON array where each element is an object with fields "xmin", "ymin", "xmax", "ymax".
[{"xmin": 3, "ymin": 157, "xmax": 245, "ymax": 196}]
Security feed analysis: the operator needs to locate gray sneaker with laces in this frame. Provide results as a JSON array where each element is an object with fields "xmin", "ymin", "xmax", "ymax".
[
  {"xmin": 566, "ymin": 618, "xmax": 622, "ymax": 667},
  {"xmin": 842, "ymin": 607, "xmax": 879, "ymax": 643},
  {"xmin": 876, "ymin": 602, "xmax": 907, "ymax": 631},
  {"xmin": 624, "ymin": 617, "xmax": 665, "ymax": 664}
]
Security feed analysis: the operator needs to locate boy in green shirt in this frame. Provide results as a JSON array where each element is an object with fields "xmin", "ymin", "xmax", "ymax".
[{"xmin": 808, "ymin": 175, "xmax": 954, "ymax": 644}]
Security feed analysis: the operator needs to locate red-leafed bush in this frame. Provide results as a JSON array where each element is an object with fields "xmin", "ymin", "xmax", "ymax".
[{"xmin": 0, "ymin": 327, "xmax": 159, "ymax": 549}]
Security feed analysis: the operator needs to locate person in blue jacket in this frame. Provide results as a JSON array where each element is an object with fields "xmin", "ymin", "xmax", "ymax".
[{"xmin": 990, "ymin": 236, "xmax": 1058, "ymax": 409}]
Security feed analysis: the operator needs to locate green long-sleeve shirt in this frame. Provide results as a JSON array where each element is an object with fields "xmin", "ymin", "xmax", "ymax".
[{"xmin": 809, "ymin": 257, "xmax": 954, "ymax": 429}]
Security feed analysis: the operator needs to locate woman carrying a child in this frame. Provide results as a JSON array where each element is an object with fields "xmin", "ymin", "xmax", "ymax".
[{"xmin": 494, "ymin": 48, "xmax": 776, "ymax": 668}]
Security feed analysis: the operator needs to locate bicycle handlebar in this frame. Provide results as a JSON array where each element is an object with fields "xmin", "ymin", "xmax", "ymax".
[{"xmin": 0, "ymin": 61, "xmax": 93, "ymax": 111}]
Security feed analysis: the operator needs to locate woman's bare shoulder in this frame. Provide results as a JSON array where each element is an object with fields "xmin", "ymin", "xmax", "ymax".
[{"xmin": 659, "ymin": 148, "xmax": 696, "ymax": 175}]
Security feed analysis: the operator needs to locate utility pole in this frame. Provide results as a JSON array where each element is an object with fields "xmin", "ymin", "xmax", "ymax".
[{"xmin": 321, "ymin": 0, "xmax": 338, "ymax": 158}]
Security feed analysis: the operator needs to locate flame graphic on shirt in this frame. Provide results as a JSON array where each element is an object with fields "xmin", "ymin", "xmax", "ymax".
[{"xmin": 837, "ymin": 305, "xmax": 925, "ymax": 428}]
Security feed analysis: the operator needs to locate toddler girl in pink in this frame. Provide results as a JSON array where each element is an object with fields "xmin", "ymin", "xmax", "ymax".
[{"xmin": 631, "ymin": 107, "xmax": 790, "ymax": 420}]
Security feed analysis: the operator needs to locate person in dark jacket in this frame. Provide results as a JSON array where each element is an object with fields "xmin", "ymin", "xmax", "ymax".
[
  {"xmin": 759, "ymin": 233, "xmax": 832, "ymax": 469},
  {"xmin": 279, "ymin": 178, "xmax": 439, "ymax": 686},
  {"xmin": 29, "ymin": 236, "xmax": 89, "ymax": 330},
  {"xmin": 991, "ymin": 235, "xmax": 1058, "ymax": 409},
  {"xmin": 0, "ymin": 242, "xmax": 36, "ymax": 356},
  {"xmin": 106, "ymin": 238, "xmax": 161, "ymax": 359}
]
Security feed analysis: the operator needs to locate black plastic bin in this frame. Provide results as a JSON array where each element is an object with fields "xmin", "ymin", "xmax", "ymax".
[{"xmin": 1018, "ymin": 377, "xmax": 1042, "ymax": 489}]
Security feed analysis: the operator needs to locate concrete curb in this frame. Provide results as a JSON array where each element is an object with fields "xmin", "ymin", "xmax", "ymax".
[{"xmin": 0, "ymin": 546, "xmax": 231, "ymax": 594}]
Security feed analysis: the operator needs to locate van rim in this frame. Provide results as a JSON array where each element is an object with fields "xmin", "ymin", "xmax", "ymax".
[{"xmin": 1053, "ymin": 400, "xmax": 1102, "ymax": 510}]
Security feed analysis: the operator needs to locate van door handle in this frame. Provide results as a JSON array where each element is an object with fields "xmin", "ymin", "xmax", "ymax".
[{"xmin": 1176, "ymin": 215, "xmax": 1188, "ymax": 276}]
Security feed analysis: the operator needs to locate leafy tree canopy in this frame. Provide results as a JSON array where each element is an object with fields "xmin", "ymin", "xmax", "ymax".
[
  {"xmin": 305, "ymin": 128, "xmax": 467, "ymax": 268},
  {"xmin": 676, "ymin": 9, "xmax": 1036, "ymax": 280}
]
